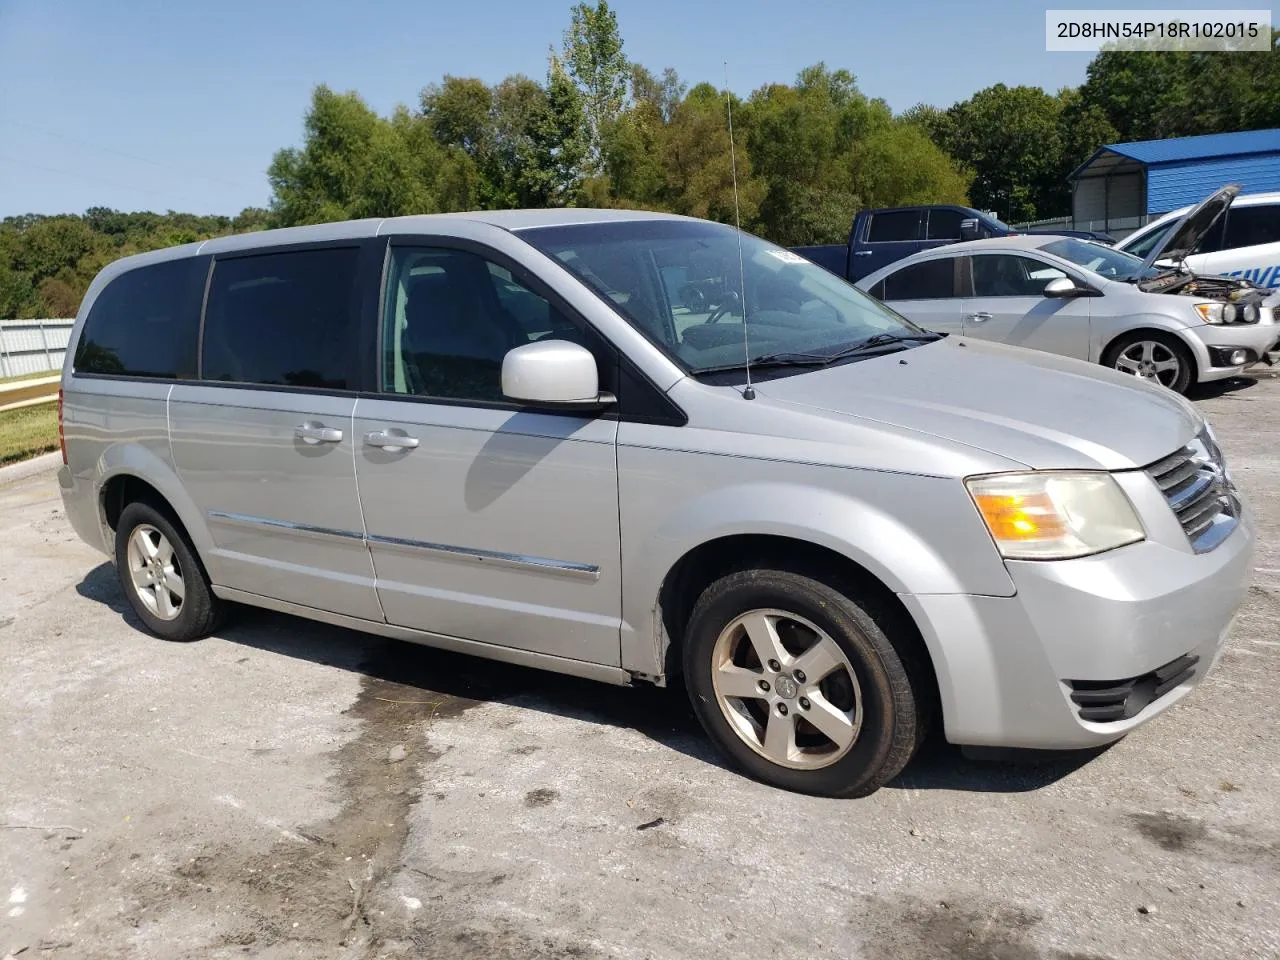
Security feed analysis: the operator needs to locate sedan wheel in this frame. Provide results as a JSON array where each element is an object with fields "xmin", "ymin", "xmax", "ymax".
[
  {"xmin": 1113, "ymin": 339, "xmax": 1182, "ymax": 387},
  {"xmin": 711, "ymin": 609, "xmax": 863, "ymax": 770}
]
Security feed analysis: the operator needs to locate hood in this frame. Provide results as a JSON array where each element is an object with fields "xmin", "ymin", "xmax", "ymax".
[
  {"xmin": 753, "ymin": 338, "xmax": 1201, "ymax": 471},
  {"xmin": 1141, "ymin": 183, "xmax": 1239, "ymax": 271}
]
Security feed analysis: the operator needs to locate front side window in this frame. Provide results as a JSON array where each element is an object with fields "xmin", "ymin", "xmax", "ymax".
[
  {"xmin": 972, "ymin": 255, "xmax": 1066, "ymax": 297},
  {"xmin": 926, "ymin": 209, "xmax": 965, "ymax": 241},
  {"xmin": 382, "ymin": 246, "xmax": 585, "ymax": 402},
  {"xmin": 882, "ymin": 258, "xmax": 956, "ymax": 301},
  {"xmin": 520, "ymin": 219, "xmax": 928, "ymax": 375},
  {"xmin": 74, "ymin": 257, "xmax": 206, "ymax": 378},
  {"xmin": 867, "ymin": 211, "xmax": 922, "ymax": 243},
  {"xmin": 202, "ymin": 248, "xmax": 362, "ymax": 389}
]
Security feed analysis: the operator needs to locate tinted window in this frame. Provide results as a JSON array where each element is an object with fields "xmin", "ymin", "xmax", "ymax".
[
  {"xmin": 74, "ymin": 257, "xmax": 206, "ymax": 378},
  {"xmin": 926, "ymin": 209, "xmax": 965, "ymax": 240},
  {"xmin": 202, "ymin": 248, "xmax": 362, "ymax": 389},
  {"xmin": 867, "ymin": 211, "xmax": 921, "ymax": 243},
  {"xmin": 972, "ymin": 255, "xmax": 1065, "ymax": 297},
  {"xmin": 1224, "ymin": 206, "xmax": 1280, "ymax": 249},
  {"xmin": 383, "ymin": 247, "xmax": 588, "ymax": 402},
  {"xmin": 881, "ymin": 258, "xmax": 955, "ymax": 300}
]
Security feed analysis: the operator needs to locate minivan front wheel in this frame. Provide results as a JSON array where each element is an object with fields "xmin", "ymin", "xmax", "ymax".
[
  {"xmin": 114, "ymin": 501, "xmax": 223, "ymax": 641},
  {"xmin": 1105, "ymin": 332, "xmax": 1194, "ymax": 393},
  {"xmin": 683, "ymin": 568, "xmax": 926, "ymax": 797}
]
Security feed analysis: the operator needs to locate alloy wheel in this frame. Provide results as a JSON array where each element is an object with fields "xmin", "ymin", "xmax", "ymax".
[
  {"xmin": 710, "ymin": 609, "xmax": 863, "ymax": 770},
  {"xmin": 126, "ymin": 523, "xmax": 185, "ymax": 621},
  {"xmin": 1113, "ymin": 340, "xmax": 1182, "ymax": 387}
]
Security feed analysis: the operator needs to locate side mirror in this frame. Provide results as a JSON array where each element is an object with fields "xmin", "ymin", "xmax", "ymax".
[
  {"xmin": 1044, "ymin": 276, "xmax": 1085, "ymax": 299},
  {"xmin": 501, "ymin": 340, "xmax": 615, "ymax": 409},
  {"xmin": 959, "ymin": 218, "xmax": 981, "ymax": 242}
]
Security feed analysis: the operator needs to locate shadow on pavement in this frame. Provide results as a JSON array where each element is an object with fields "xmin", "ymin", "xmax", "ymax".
[{"xmin": 77, "ymin": 561, "xmax": 1095, "ymax": 796}]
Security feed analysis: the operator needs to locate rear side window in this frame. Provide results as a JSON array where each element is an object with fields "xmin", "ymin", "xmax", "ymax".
[
  {"xmin": 867, "ymin": 211, "xmax": 922, "ymax": 243},
  {"xmin": 1223, "ymin": 206, "xmax": 1280, "ymax": 250},
  {"xmin": 925, "ymin": 209, "xmax": 965, "ymax": 240},
  {"xmin": 202, "ymin": 248, "xmax": 362, "ymax": 389},
  {"xmin": 74, "ymin": 257, "xmax": 207, "ymax": 378},
  {"xmin": 881, "ymin": 258, "xmax": 955, "ymax": 300}
]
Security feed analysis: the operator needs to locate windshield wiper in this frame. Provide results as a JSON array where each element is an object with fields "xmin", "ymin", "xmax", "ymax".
[{"xmin": 697, "ymin": 332, "xmax": 939, "ymax": 374}]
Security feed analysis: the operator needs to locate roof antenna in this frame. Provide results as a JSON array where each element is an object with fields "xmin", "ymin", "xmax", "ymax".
[{"xmin": 724, "ymin": 62, "xmax": 754, "ymax": 400}]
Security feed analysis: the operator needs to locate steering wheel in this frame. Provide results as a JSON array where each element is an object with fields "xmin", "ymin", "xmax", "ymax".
[{"xmin": 704, "ymin": 290, "xmax": 741, "ymax": 325}]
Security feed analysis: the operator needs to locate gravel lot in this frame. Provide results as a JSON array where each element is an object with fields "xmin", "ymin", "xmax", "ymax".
[{"xmin": 2, "ymin": 372, "xmax": 1279, "ymax": 960}]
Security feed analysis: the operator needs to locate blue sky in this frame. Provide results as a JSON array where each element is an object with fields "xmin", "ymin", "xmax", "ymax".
[{"xmin": 0, "ymin": 0, "xmax": 1203, "ymax": 217}]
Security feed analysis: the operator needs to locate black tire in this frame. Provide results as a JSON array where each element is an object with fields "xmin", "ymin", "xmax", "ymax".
[
  {"xmin": 1103, "ymin": 331, "xmax": 1195, "ymax": 394},
  {"xmin": 114, "ymin": 500, "xmax": 223, "ymax": 642},
  {"xmin": 683, "ymin": 567, "xmax": 927, "ymax": 798}
]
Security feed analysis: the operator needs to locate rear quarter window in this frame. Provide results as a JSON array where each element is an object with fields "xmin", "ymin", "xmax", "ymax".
[{"xmin": 73, "ymin": 257, "xmax": 208, "ymax": 378}]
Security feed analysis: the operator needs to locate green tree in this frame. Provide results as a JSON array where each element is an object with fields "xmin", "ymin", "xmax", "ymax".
[
  {"xmin": 268, "ymin": 86, "xmax": 439, "ymax": 226},
  {"xmin": 935, "ymin": 84, "xmax": 1067, "ymax": 221},
  {"xmin": 562, "ymin": 0, "xmax": 629, "ymax": 170},
  {"xmin": 519, "ymin": 59, "xmax": 590, "ymax": 206}
]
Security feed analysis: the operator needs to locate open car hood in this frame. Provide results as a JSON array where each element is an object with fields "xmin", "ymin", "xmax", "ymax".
[{"xmin": 1141, "ymin": 183, "xmax": 1239, "ymax": 271}]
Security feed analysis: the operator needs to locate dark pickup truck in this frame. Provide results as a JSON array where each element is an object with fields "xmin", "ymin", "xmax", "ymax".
[{"xmin": 792, "ymin": 204, "xmax": 1114, "ymax": 282}]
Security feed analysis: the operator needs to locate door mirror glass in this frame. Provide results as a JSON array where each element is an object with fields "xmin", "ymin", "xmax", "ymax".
[
  {"xmin": 1042, "ymin": 276, "xmax": 1082, "ymax": 298},
  {"xmin": 501, "ymin": 340, "xmax": 612, "ymax": 407}
]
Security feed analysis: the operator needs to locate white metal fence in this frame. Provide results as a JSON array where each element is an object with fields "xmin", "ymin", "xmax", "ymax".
[{"xmin": 0, "ymin": 319, "xmax": 74, "ymax": 378}]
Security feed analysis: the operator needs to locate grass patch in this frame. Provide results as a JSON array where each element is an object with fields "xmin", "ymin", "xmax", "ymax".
[{"xmin": 0, "ymin": 403, "xmax": 59, "ymax": 465}]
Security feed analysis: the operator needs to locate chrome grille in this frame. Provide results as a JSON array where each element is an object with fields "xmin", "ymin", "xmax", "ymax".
[{"xmin": 1147, "ymin": 430, "xmax": 1239, "ymax": 552}]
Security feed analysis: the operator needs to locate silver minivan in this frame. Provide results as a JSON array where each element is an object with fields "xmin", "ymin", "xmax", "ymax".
[{"xmin": 58, "ymin": 210, "xmax": 1255, "ymax": 797}]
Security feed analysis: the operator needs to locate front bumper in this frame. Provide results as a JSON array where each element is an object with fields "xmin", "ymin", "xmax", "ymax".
[
  {"xmin": 899, "ymin": 510, "xmax": 1255, "ymax": 749},
  {"xmin": 1186, "ymin": 321, "xmax": 1280, "ymax": 383}
]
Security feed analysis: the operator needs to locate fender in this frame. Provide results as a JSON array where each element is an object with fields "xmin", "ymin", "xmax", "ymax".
[
  {"xmin": 618, "ymin": 477, "xmax": 1016, "ymax": 676},
  {"xmin": 1093, "ymin": 315, "xmax": 1202, "ymax": 366},
  {"xmin": 94, "ymin": 441, "xmax": 220, "ymax": 577}
]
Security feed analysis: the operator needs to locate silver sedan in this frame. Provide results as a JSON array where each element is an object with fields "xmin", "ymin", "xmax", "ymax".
[{"xmin": 857, "ymin": 234, "xmax": 1279, "ymax": 393}]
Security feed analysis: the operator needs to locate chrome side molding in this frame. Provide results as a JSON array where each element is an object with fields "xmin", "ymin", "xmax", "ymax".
[{"xmin": 207, "ymin": 510, "xmax": 600, "ymax": 581}]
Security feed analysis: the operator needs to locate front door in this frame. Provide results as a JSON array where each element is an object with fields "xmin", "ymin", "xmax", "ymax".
[
  {"xmin": 352, "ymin": 242, "xmax": 622, "ymax": 665},
  {"xmin": 962, "ymin": 253, "xmax": 1092, "ymax": 359},
  {"xmin": 169, "ymin": 243, "xmax": 382, "ymax": 621}
]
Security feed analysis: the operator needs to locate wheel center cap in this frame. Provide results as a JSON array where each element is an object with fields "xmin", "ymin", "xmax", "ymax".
[{"xmin": 774, "ymin": 675, "xmax": 798, "ymax": 699}]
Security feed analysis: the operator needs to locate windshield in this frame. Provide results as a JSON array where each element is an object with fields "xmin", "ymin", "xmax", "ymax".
[
  {"xmin": 519, "ymin": 219, "xmax": 927, "ymax": 375},
  {"xmin": 1039, "ymin": 237, "xmax": 1157, "ymax": 282}
]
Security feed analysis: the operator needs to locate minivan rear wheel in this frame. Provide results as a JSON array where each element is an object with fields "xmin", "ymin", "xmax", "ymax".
[
  {"xmin": 683, "ymin": 567, "xmax": 925, "ymax": 797},
  {"xmin": 114, "ymin": 501, "xmax": 223, "ymax": 642},
  {"xmin": 1104, "ymin": 331, "xmax": 1194, "ymax": 394}
]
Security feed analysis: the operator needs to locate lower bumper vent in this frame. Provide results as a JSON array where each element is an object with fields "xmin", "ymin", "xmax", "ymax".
[{"xmin": 1066, "ymin": 654, "xmax": 1200, "ymax": 723}]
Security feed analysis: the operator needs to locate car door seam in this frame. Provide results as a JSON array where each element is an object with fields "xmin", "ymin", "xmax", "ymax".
[{"xmin": 350, "ymin": 397, "xmax": 388, "ymax": 621}]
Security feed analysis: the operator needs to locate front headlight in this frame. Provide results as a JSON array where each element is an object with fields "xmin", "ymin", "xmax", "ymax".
[
  {"xmin": 966, "ymin": 472, "xmax": 1145, "ymax": 560},
  {"xmin": 1194, "ymin": 302, "xmax": 1236, "ymax": 324}
]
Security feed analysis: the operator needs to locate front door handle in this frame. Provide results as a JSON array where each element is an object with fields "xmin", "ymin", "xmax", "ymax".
[
  {"xmin": 364, "ymin": 430, "xmax": 420, "ymax": 451},
  {"xmin": 294, "ymin": 422, "xmax": 343, "ymax": 444},
  {"xmin": 853, "ymin": 250, "xmax": 874, "ymax": 256},
  {"xmin": 966, "ymin": 312, "xmax": 993, "ymax": 323}
]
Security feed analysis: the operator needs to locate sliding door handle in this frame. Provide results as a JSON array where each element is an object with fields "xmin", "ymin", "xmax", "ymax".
[
  {"xmin": 294, "ymin": 422, "xmax": 343, "ymax": 444},
  {"xmin": 364, "ymin": 430, "xmax": 420, "ymax": 451}
]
